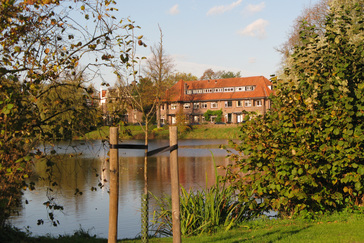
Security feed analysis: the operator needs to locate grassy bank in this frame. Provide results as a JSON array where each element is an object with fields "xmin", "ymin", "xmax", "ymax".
[
  {"xmin": 81, "ymin": 124, "xmax": 241, "ymax": 141},
  {"xmin": 4, "ymin": 210, "xmax": 364, "ymax": 242},
  {"xmin": 121, "ymin": 210, "xmax": 364, "ymax": 243}
]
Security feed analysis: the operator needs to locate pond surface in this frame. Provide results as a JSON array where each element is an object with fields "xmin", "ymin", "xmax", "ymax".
[{"xmin": 9, "ymin": 139, "xmax": 233, "ymax": 239}]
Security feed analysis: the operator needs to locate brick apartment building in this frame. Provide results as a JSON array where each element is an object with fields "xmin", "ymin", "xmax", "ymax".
[{"xmin": 160, "ymin": 76, "xmax": 274, "ymax": 125}]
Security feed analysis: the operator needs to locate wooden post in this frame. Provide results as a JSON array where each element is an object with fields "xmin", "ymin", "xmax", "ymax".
[
  {"xmin": 169, "ymin": 126, "xmax": 181, "ymax": 243},
  {"xmin": 108, "ymin": 127, "xmax": 119, "ymax": 243}
]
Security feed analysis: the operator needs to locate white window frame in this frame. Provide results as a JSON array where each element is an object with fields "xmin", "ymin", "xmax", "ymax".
[
  {"xmin": 225, "ymin": 101, "xmax": 233, "ymax": 108},
  {"xmin": 183, "ymin": 103, "xmax": 191, "ymax": 109},
  {"xmin": 224, "ymin": 87, "xmax": 234, "ymax": 92},
  {"xmin": 255, "ymin": 100, "xmax": 262, "ymax": 107},
  {"xmin": 244, "ymin": 100, "xmax": 252, "ymax": 107},
  {"xmin": 236, "ymin": 100, "xmax": 243, "ymax": 107},
  {"xmin": 246, "ymin": 86, "xmax": 256, "ymax": 91},
  {"xmin": 201, "ymin": 103, "xmax": 208, "ymax": 109},
  {"xmin": 193, "ymin": 102, "xmax": 200, "ymax": 109},
  {"xmin": 186, "ymin": 90, "xmax": 192, "ymax": 94},
  {"xmin": 171, "ymin": 103, "xmax": 177, "ymax": 110},
  {"xmin": 211, "ymin": 102, "xmax": 218, "ymax": 108}
]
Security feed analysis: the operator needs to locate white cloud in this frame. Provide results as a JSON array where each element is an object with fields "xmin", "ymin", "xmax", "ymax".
[
  {"xmin": 238, "ymin": 19, "xmax": 269, "ymax": 39},
  {"xmin": 207, "ymin": 0, "xmax": 242, "ymax": 16},
  {"xmin": 243, "ymin": 2, "xmax": 265, "ymax": 15},
  {"xmin": 168, "ymin": 4, "xmax": 179, "ymax": 15}
]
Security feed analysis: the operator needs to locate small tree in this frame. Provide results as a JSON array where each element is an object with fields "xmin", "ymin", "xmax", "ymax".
[{"xmin": 144, "ymin": 25, "xmax": 175, "ymax": 128}]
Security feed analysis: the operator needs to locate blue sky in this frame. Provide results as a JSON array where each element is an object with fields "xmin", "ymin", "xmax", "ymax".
[{"xmin": 97, "ymin": 0, "xmax": 321, "ymax": 87}]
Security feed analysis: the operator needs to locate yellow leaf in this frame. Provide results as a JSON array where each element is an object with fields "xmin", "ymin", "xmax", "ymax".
[
  {"xmin": 291, "ymin": 149, "xmax": 296, "ymax": 155},
  {"xmin": 81, "ymin": 5, "xmax": 85, "ymax": 10}
]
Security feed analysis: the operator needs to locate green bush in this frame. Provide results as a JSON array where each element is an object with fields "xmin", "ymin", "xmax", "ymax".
[
  {"xmin": 226, "ymin": 1, "xmax": 364, "ymax": 217},
  {"xmin": 203, "ymin": 109, "xmax": 223, "ymax": 123}
]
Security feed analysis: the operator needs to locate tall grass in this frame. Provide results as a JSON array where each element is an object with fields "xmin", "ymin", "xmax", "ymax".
[{"xmin": 150, "ymin": 153, "xmax": 255, "ymax": 237}]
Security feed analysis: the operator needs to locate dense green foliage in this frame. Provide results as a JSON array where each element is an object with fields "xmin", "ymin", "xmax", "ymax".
[
  {"xmin": 226, "ymin": 0, "xmax": 364, "ymax": 217},
  {"xmin": 203, "ymin": 109, "xmax": 223, "ymax": 123}
]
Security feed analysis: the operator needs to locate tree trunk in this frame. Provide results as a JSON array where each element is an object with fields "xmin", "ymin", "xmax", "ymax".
[{"xmin": 156, "ymin": 100, "xmax": 161, "ymax": 128}]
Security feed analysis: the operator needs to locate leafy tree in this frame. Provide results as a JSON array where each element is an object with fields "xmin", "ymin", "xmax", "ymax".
[
  {"xmin": 36, "ymin": 75, "xmax": 100, "ymax": 140},
  {"xmin": 200, "ymin": 68, "xmax": 218, "ymax": 80},
  {"xmin": 200, "ymin": 69, "xmax": 241, "ymax": 80},
  {"xmin": 167, "ymin": 72, "xmax": 198, "ymax": 83},
  {"xmin": 219, "ymin": 70, "xmax": 241, "ymax": 79},
  {"xmin": 0, "ymin": 0, "xmax": 142, "ymax": 226},
  {"xmin": 226, "ymin": 0, "xmax": 364, "ymax": 217},
  {"xmin": 276, "ymin": 0, "xmax": 330, "ymax": 61}
]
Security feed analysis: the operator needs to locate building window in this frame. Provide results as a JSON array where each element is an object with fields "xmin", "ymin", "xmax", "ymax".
[
  {"xmin": 246, "ymin": 86, "xmax": 256, "ymax": 91},
  {"xmin": 171, "ymin": 103, "xmax": 177, "ymax": 110},
  {"xmin": 214, "ymin": 88, "xmax": 223, "ymax": 93},
  {"xmin": 225, "ymin": 101, "xmax": 233, "ymax": 108},
  {"xmin": 193, "ymin": 89, "xmax": 203, "ymax": 94},
  {"xmin": 224, "ymin": 87, "xmax": 234, "ymax": 92},
  {"xmin": 161, "ymin": 104, "xmax": 165, "ymax": 110},
  {"xmin": 187, "ymin": 90, "xmax": 192, "ymax": 94},
  {"xmin": 183, "ymin": 103, "xmax": 191, "ymax": 109},
  {"xmin": 193, "ymin": 103, "xmax": 200, "ymax": 109},
  {"xmin": 201, "ymin": 103, "xmax": 208, "ymax": 108},
  {"xmin": 236, "ymin": 100, "xmax": 243, "ymax": 107},
  {"xmin": 255, "ymin": 100, "xmax": 262, "ymax": 107},
  {"xmin": 236, "ymin": 86, "xmax": 245, "ymax": 92},
  {"xmin": 194, "ymin": 116, "xmax": 199, "ymax": 123},
  {"xmin": 244, "ymin": 100, "xmax": 252, "ymax": 107},
  {"xmin": 211, "ymin": 102, "xmax": 218, "ymax": 108},
  {"xmin": 203, "ymin": 89, "xmax": 212, "ymax": 93}
]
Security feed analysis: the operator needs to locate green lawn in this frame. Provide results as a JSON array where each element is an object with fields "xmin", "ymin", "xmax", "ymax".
[
  {"xmin": 120, "ymin": 211, "xmax": 364, "ymax": 243},
  {"xmin": 3, "ymin": 210, "xmax": 364, "ymax": 242},
  {"xmin": 82, "ymin": 124, "xmax": 241, "ymax": 141}
]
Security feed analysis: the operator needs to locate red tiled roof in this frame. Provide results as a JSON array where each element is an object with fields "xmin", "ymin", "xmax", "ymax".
[{"xmin": 165, "ymin": 76, "xmax": 274, "ymax": 102}]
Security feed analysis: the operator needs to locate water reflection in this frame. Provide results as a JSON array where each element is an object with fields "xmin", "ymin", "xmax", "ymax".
[{"xmin": 10, "ymin": 139, "xmax": 232, "ymax": 239}]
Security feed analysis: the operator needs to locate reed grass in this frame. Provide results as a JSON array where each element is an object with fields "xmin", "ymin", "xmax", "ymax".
[{"xmin": 150, "ymin": 153, "xmax": 253, "ymax": 237}]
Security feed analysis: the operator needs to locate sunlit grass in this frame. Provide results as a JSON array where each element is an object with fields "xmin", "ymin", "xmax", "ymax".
[{"xmin": 82, "ymin": 124, "xmax": 241, "ymax": 140}]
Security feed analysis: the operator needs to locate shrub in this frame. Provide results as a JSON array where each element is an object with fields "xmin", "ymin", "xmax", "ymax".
[{"xmin": 225, "ymin": 1, "xmax": 364, "ymax": 217}]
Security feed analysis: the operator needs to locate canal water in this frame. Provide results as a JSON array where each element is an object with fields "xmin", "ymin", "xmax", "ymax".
[{"xmin": 9, "ymin": 139, "xmax": 232, "ymax": 239}]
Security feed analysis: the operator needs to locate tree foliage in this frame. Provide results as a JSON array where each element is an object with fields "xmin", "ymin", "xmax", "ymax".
[
  {"xmin": 167, "ymin": 72, "xmax": 197, "ymax": 84},
  {"xmin": 226, "ymin": 0, "xmax": 364, "ymax": 217},
  {"xmin": 0, "ymin": 0, "xmax": 142, "ymax": 226},
  {"xmin": 276, "ymin": 0, "xmax": 330, "ymax": 61},
  {"xmin": 203, "ymin": 109, "xmax": 223, "ymax": 123},
  {"xmin": 200, "ymin": 69, "xmax": 241, "ymax": 80}
]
